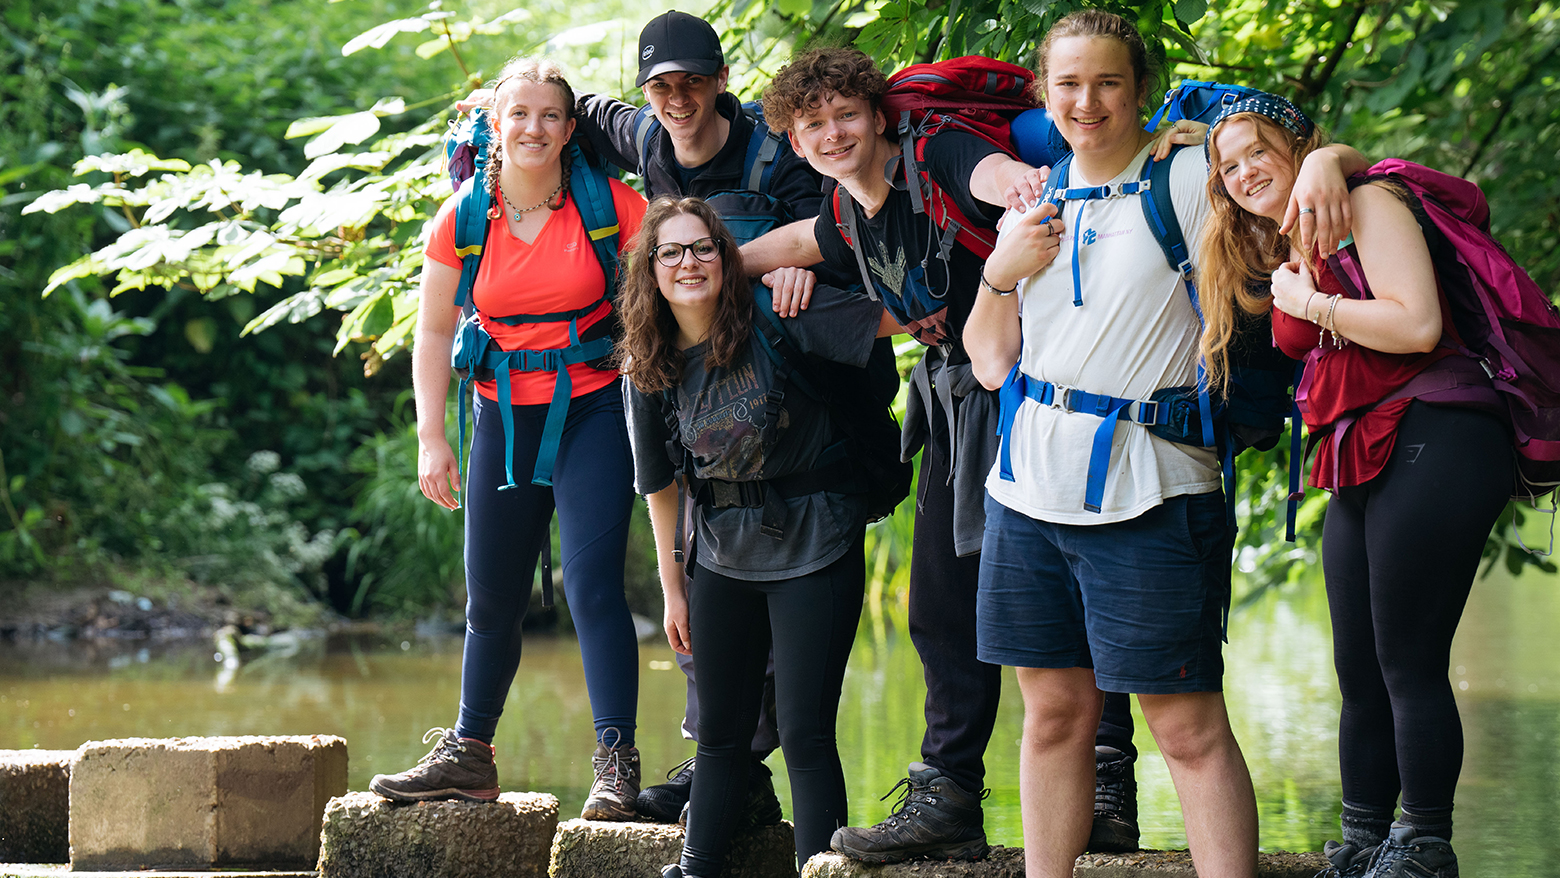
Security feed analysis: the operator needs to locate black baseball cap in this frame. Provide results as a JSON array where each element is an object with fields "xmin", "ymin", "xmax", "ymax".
[{"xmin": 635, "ymin": 10, "xmax": 724, "ymax": 87}]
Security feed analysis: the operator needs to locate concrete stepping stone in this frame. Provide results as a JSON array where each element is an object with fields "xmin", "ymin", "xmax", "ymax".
[
  {"xmin": 0, "ymin": 867, "xmax": 314, "ymax": 877},
  {"xmin": 316, "ymin": 790, "xmax": 558, "ymax": 878},
  {"xmin": 549, "ymin": 818, "xmax": 797, "ymax": 878},
  {"xmin": 801, "ymin": 848, "xmax": 1329, "ymax": 877},
  {"xmin": 69, "ymin": 735, "xmax": 346, "ymax": 870},
  {"xmin": 0, "ymin": 750, "xmax": 73, "ymax": 863}
]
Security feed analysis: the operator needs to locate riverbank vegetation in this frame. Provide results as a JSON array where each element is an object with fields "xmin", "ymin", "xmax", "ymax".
[{"xmin": 4, "ymin": 0, "xmax": 1556, "ymax": 631}]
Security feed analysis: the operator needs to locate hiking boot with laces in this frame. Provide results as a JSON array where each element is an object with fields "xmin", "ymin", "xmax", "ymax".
[
  {"xmin": 676, "ymin": 757, "xmax": 785, "ymax": 832},
  {"xmin": 1313, "ymin": 840, "xmax": 1378, "ymax": 878},
  {"xmin": 581, "ymin": 736, "xmax": 641, "ymax": 821},
  {"xmin": 1086, "ymin": 745, "xmax": 1140, "ymax": 853},
  {"xmin": 369, "ymin": 727, "xmax": 499, "ymax": 803},
  {"xmin": 1361, "ymin": 824, "xmax": 1458, "ymax": 878},
  {"xmin": 829, "ymin": 762, "xmax": 988, "ymax": 863},
  {"xmin": 638, "ymin": 757, "xmax": 695, "ymax": 823}
]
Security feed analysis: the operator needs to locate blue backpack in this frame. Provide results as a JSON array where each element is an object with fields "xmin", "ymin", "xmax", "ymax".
[
  {"xmin": 444, "ymin": 107, "xmax": 623, "ymax": 494},
  {"xmin": 1000, "ymin": 80, "xmax": 1303, "ymax": 534}
]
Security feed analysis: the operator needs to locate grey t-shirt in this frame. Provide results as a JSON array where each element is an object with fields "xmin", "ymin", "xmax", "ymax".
[{"xmin": 625, "ymin": 288, "xmax": 882, "ymax": 580}]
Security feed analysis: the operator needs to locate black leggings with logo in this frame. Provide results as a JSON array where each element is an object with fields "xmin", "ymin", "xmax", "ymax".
[
  {"xmin": 679, "ymin": 536, "xmax": 865, "ymax": 876},
  {"xmin": 1323, "ymin": 402, "xmax": 1511, "ymax": 823}
]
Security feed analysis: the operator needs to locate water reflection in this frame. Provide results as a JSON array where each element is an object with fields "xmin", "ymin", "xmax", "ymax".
[{"xmin": 3, "ymin": 566, "xmax": 1558, "ymax": 874}]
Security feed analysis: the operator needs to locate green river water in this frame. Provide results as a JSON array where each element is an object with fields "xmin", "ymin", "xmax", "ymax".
[{"xmin": 4, "ymin": 564, "xmax": 1559, "ymax": 875}]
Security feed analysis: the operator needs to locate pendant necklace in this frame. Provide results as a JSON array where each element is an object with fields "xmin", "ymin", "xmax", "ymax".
[{"xmin": 496, "ymin": 179, "xmax": 563, "ymax": 221}]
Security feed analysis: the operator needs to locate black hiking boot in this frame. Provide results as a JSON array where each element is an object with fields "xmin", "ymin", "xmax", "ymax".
[
  {"xmin": 1362, "ymin": 824, "xmax": 1458, "ymax": 878},
  {"xmin": 1086, "ymin": 745, "xmax": 1140, "ymax": 853},
  {"xmin": 1315, "ymin": 840, "xmax": 1378, "ymax": 877},
  {"xmin": 581, "ymin": 735, "xmax": 641, "ymax": 821},
  {"xmin": 829, "ymin": 762, "xmax": 988, "ymax": 863},
  {"xmin": 678, "ymin": 757, "xmax": 785, "ymax": 831},
  {"xmin": 369, "ymin": 727, "xmax": 500, "ymax": 803},
  {"xmin": 638, "ymin": 757, "xmax": 695, "ymax": 823}
]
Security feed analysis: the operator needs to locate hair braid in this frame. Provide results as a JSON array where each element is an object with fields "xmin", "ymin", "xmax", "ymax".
[
  {"xmin": 551, "ymin": 151, "xmax": 571, "ymax": 211},
  {"xmin": 484, "ymin": 141, "xmax": 503, "ymax": 220}
]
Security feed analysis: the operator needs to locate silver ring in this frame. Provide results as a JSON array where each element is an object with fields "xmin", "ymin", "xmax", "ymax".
[{"xmin": 1298, "ymin": 207, "xmax": 1315, "ymax": 215}]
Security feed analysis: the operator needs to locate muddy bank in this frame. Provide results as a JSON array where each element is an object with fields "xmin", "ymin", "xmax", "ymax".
[{"xmin": 0, "ymin": 583, "xmax": 343, "ymax": 644}]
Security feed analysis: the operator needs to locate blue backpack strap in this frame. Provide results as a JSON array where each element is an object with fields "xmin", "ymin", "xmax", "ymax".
[
  {"xmin": 632, "ymin": 104, "xmax": 661, "ymax": 188},
  {"xmin": 1044, "ymin": 152, "xmax": 1152, "ymax": 308},
  {"xmin": 740, "ymin": 102, "xmax": 783, "ymax": 195},
  {"xmin": 569, "ymin": 142, "xmax": 621, "ymax": 296}
]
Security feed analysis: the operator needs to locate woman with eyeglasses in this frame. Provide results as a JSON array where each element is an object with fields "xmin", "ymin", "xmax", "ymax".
[
  {"xmin": 370, "ymin": 56, "xmax": 649, "ymax": 819},
  {"xmin": 617, "ymin": 196, "xmax": 899, "ymax": 877}
]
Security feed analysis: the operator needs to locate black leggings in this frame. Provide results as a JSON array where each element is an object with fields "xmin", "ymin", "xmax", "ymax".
[
  {"xmin": 1323, "ymin": 402, "xmax": 1510, "ymax": 817},
  {"xmin": 679, "ymin": 536, "xmax": 865, "ymax": 876}
]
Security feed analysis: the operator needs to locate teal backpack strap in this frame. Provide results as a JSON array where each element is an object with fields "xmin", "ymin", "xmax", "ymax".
[
  {"xmin": 569, "ymin": 143, "xmax": 621, "ymax": 296},
  {"xmin": 448, "ymin": 109, "xmax": 493, "ymax": 502}
]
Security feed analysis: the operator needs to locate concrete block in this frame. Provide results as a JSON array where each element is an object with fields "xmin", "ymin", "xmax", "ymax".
[
  {"xmin": 316, "ymin": 790, "xmax": 558, "ymax": 878},
  {"xmin": 801, "ymin": 849, "xmax": 1329, "ymax": 877},
  {"xmin": 68, "ymin": 735, "xmax": 347, "ymax": 870},
  {"xmin": 549, "ymin": 818, "xmax": 797, "ymax": 878},
  {"xmin": 0, "ymin": 750, "xmax": 73, "ymax": 863}
]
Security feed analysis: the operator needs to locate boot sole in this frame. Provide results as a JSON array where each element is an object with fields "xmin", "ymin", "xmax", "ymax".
[
  {"xmin": 1086, "ymin": 816, "xmax": 1140, "ymax": 854},
  {"xmin": 369, "ymin": 778, "xmax": 500, "ymax": 803},
  {"xmin": 832, "ymin": 836, "xmax": 989, "ymax": 864},
  {"xmin": 581, "ymin": 801, "xmax": 639, "ymax": 821}
]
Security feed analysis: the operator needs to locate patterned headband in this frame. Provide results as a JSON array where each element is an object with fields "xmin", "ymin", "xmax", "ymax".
[{"xmin": 1205, "ymin": 93, "xmax": 1315, "ymax": 162}]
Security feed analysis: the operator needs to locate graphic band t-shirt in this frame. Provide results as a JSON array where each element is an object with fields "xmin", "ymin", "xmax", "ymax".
[
  {"xmin": 424, "ymin": 178, "xmax": 647, "ymax": 405},
  {"xmin": 625, "ymin": 288, "xmax": 882, "ymax": 580},
  {"xmin": 813, "ymin": 131, "xmax": 1004, "ymax": 351},
  {"xmin": 985, "ymin": 144, "xmax": 1221, "ymax": 524}
]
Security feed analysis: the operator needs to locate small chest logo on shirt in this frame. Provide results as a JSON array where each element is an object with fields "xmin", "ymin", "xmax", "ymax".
[
  {"xmin": 563, "ymin": 241, "xmax": 579, "ymax": 253},
  {"xmin": 1081, "ymin": 228, "xmax": 1097, "ymax": 246}
]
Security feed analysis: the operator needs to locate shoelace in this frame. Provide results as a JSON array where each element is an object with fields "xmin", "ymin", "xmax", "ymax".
[
  {"xmin": 595, "ymin": 749, "xmax": 626, "ymax": 793},
  {"xmin": 416, "ymin": 727, "xmax": 466, "ymax": 764},
  {"xmin": 663, "ymin": 756, "xmax": 696, "ymax": 783}
]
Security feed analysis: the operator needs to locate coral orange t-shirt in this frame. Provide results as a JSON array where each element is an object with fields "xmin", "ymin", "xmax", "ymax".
[{"xmin": 425, "ymin": 178, "xmax": 647, "ymax": 405}]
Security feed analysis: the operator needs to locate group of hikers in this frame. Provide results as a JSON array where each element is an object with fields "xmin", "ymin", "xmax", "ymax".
[{"xmin": 361, "ymin": 8, "xmax": 1524, "ymax": 878}]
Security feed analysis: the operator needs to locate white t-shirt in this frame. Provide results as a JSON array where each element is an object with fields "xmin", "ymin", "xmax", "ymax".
[{"xmin": 985, "ymin": 143, "xmax": 1221, "ymax": 525}]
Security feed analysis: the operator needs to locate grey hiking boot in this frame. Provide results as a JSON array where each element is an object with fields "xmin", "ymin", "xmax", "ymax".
[
  {"xmin": 638, "ymin": 756, "xmax": 695, "ymax": 823},
  {"xmin": 1086, "ymin": 745, "xmax": 1140, "ymax": 853},
  {"xmin": 1362, "ymin": 824, "xmax": 1458, "ymax": 878},
  {"xmin": 829, "ymin": 762, "xmax": 988, "ymax": 863},
  {"xmin": 676, "ymin": 756, "xmax": 784, "ymax": 832},
  {"xmin": 369, "ymin": 727, "xmax": 499, "ymax": 803},
  {"xmin": 1315, "ymin": 840, "xmax": 1377, "ymax": 877},
  {"xmin": 581, "ymin": 735, "xmax": 641, "ymax": 821}
]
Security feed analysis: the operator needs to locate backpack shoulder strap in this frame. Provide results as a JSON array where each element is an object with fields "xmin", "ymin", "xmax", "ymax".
[
  {"xmin": 568, "ymin": 143, "xmax": 622, "ymax": 298},
  {"xmin": 748, "ymin": 291, "xmax": 820, "ymax": 402},
  {"xmin": 740, "ymin": 103, "xmax": 783, "ymax": 195},
  {"xmin": 452, "ymin": 174, "xmax": 491, "ymax": 314},
  {"xmin": 831, "ymin": 185, "xmax": 880, "ymax": 302},
  {"xmin": 632, "ymin": 104, "xmax": 661, "ymax": 183},
  {"xmin": 1138, "ymin": 145, "xmax": 1193, "ymax": 285}
]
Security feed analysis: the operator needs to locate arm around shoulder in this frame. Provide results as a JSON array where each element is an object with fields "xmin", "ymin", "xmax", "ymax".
[{"xmin": 740, "ymin": 217, "xmax": 823, "ymax": 277}]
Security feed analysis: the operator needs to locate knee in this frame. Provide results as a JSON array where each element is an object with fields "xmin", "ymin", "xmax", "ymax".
[
  {"xmin": 777, "ymin": 723, "xmax": 832, "ymax": 761},
  {"xmin": 1141, "ymin": 695, "xmax": 1237, "ymax": 766}
]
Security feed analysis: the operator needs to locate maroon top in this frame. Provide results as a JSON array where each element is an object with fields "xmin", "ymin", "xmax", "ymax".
[{"xmin": 1272, "ymin": 252, "xmax": 1455, "ymax": 489}]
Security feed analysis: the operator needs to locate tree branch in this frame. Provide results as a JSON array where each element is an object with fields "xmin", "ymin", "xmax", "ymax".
[
  {"xmin": 1298, "ymin": 3, "xmax": 1368, "ymax": 98},
  {"xmin": 1463, "ymin": 38, "xmax": 1560, "ymax": 176}
]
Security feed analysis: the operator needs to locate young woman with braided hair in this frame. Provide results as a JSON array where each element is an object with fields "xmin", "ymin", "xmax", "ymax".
[{"xmin": 369, "ymin": 55, "xmax": 650, "ymax": 820}]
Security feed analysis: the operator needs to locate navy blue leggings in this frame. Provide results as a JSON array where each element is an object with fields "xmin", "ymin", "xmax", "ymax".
[{"xmin": 455, "ymin": 382, "xmax": 639, "ymax": 746}]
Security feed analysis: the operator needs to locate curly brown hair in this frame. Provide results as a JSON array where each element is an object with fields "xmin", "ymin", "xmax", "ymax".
[
  {"xmin": 760, "ymin": 47, "xmax": 888, "ymax": 135},
  {"xmin": 1198, "ymin": 112, "xmax": 1331, "ymax": 393},
  {"xmin": 615, "ymin": 197, "xmax": 754, "ymax": 394},
  {"xmin": 486, "ymin": 56, "xmax": 577, "ymax": 213},
  {"xmin": 1032, "ymin": 10, "xmax": 1158, "ymax": 111}
]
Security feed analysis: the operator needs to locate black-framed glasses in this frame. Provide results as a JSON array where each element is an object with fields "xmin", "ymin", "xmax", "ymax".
[{"xmin": 654, "ymin": 237, "xmax": 721, "ymax": 267}]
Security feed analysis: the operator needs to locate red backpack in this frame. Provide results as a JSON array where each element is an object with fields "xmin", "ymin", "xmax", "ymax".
[
  {"xmin": 1322, "ymin": 160, "xmax": 1560, "ymax": 509},
  {"xmin": 830, "ymin": 57, "xmax": 1038, "ymax": 341}
]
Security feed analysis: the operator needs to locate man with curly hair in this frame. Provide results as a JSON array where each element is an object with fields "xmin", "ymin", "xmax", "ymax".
[{"xmin": 742, "ymin": 45, "xmax": 1143, "ymax": 864}]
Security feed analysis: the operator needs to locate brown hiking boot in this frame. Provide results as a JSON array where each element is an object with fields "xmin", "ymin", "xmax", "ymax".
[
  {"xmin": 581, "ymin": 735, "xmax": 640, "ymax": 821},
  {"xmin": 369, "ymin": 727, "xmax": 499, "ymax": 803}
]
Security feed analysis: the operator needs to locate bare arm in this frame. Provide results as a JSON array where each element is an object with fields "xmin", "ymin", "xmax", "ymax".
[
  {"xmin": 1270, "ymin": 183, "xmax": 1441, "ymax": 354},
  {"xmin": 878, "ymin": 308, "xmax": 906, "ymax": 338},
  {"xmin": 970, "ymin": 153, "xmax": 1042, "ymax": 211},
  {"xmin": 967, "ymin": 204, "xmax": 1064, "ymax": 390},
  {"xmin": 1285, "ymin": 144, "xmax": 1371, "ymax": 258},
  {"xmin": 412, "ymin": 258, "xmax": 465, "ymax": 510},
  {"xmin": 645, "ymin": 481, "xmax": 691, "ymax": 655},
  {"xmin": 741, "ymin": 218, "xmax": 823, "ymax": 276}
]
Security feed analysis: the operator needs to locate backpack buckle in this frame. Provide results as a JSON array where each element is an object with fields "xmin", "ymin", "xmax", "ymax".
[{"xmin": 1049, "ymin": 385, "xmax": 1078, "ymax": 411}]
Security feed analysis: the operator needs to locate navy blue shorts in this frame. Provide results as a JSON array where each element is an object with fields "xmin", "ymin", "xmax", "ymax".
[{"xmin": 976, "ymin": 491, "xmax": 1234, "ymax": 694}]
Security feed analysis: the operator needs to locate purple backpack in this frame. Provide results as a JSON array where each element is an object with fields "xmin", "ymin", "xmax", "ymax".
[{"xmin": 1323, "ymin": 159, "xmax": 1560, "ymax": 508}]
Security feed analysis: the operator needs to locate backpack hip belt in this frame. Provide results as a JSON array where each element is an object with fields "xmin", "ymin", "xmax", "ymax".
[
  {"xmin": 687, "ymin": 447, "xmax": 857, "ymax": 540},
  {"xmin": 996, "ymin": 364, "xmax": 1191, "ymax": 514}
]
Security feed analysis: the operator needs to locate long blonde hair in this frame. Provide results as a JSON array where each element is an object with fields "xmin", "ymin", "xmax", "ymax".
[{"xmin": 1198, "ymin": 113, "xmax": 1330, "ymax": 393}]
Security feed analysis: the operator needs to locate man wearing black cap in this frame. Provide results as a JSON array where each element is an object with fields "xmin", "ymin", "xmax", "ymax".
[
  {"xmin": 572, "ymin": 9, "xmax": 843, "ymax": 834},
  {"xmin": 574, "ymin": 9, "xmax": 824, "ymax": 214}
]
